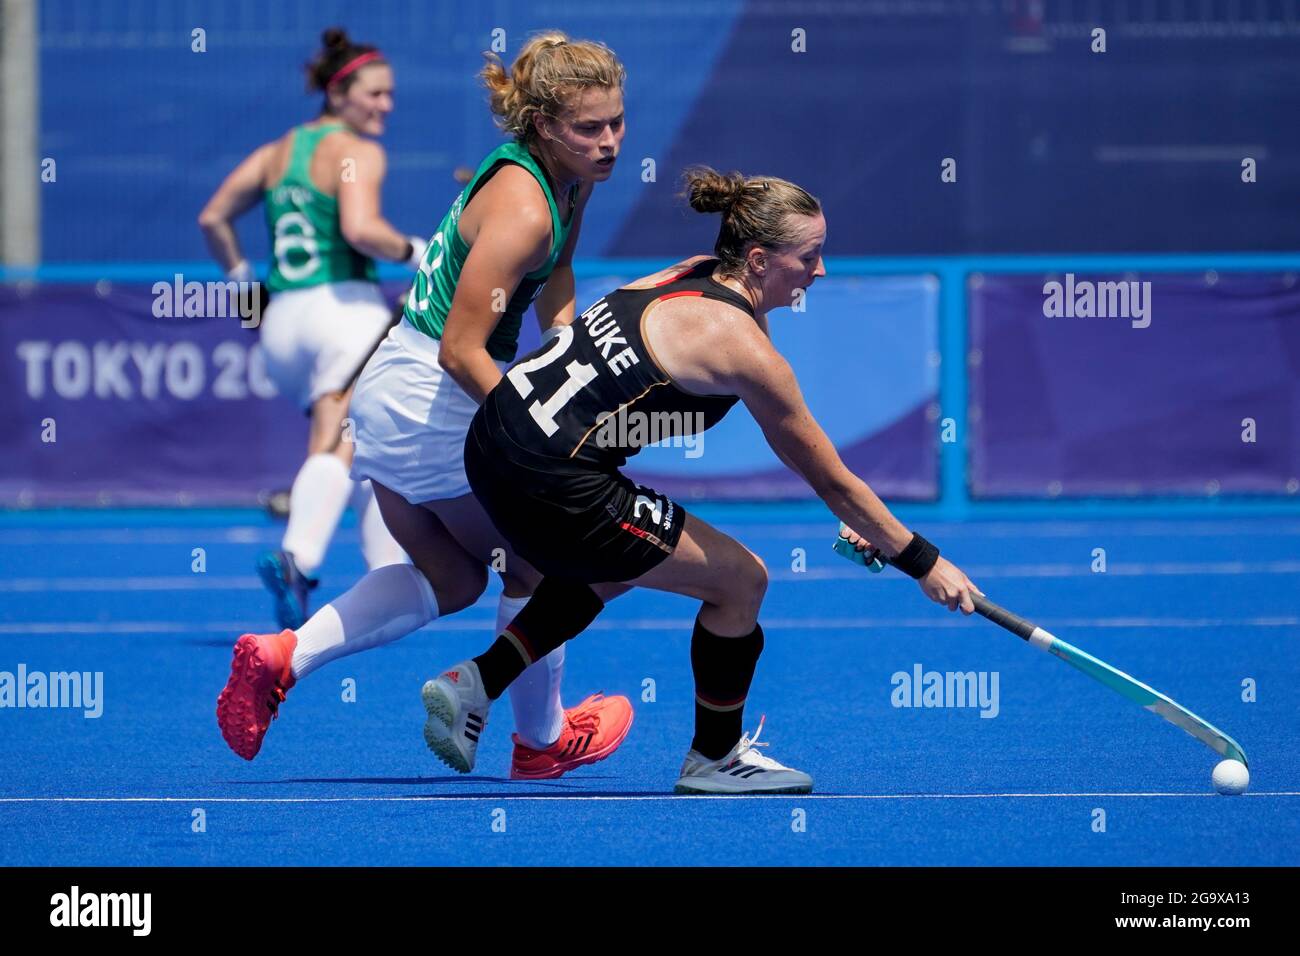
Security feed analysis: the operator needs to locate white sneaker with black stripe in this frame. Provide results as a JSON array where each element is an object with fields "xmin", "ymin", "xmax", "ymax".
[
  {"xmin": 674, "ymin": 717, "xmax": 813, "ymax": 795},
  {"xmin": 421, "ymin": 661, "xmax": 491, "ymax": 773}
]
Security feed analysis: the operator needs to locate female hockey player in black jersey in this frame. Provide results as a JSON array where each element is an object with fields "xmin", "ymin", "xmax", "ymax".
[{"xmin": 420, "ymin": 166, "xmax": 982, "ymax": 794}]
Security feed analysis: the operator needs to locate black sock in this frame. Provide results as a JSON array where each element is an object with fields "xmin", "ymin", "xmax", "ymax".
[
  {"xmin": 690, "ymin": 617, "xmax": 765, "ymax": 760},
  {"xmin": 472, "ymin": 637, "xmax": 530, "ymax": 703},
  {"xmin": 472, "ymin": 578, "xmax": 604, "ymax": 700}
]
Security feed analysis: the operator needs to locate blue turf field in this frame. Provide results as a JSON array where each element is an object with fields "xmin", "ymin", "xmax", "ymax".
[{"xmin": 1, "ymin": 507, "xmax": 1297, "ymax": 866}]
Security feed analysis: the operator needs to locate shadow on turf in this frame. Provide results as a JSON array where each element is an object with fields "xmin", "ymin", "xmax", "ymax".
[{"xmin": 226, "ymin": 775, "xmax": 622, "ymax": 789}]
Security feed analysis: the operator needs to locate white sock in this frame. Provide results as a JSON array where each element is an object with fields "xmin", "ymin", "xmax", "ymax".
[
  {"xmin": 281, "ymin": 453, "xmax": 353, "ymax": 576},
  {"xmin": 291, "ymin": 563, "xmax": 438, "ymax": 680},
  {"xmin": 501, "ymin": 593, "xmax": 566, "ymax": 749},
  {"xmin": 350, "ymin": 479, "xmax": 409, "ymax": 570}
]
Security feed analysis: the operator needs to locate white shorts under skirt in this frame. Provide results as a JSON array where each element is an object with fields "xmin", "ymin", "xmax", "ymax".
[{"xmin": 258, "ymin": 280, "xmax": 393, "ymax": 410}]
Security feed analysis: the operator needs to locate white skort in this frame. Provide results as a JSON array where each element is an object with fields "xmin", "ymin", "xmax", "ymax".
[
  {"xmin": 349, "ymin": 317, "xmax": 509, "ymax": 503},
  {"xmin": 259, "ymin": 280, "xmax": 393, "ymax": 410}
]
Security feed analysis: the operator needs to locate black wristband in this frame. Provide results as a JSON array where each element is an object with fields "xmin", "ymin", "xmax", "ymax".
[{"xmin": 890, "ymin": 532, "xmax": 940, "ymax": 579}]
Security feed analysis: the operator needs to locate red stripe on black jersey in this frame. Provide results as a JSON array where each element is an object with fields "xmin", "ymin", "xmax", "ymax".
[{"xmin": 652, "ymin": 263, "xmax": 706, "ymax": 286}]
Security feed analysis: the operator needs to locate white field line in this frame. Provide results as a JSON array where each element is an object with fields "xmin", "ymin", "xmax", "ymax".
[
  {"xmin": 0, "ymin": 792, "xmax": 1297, "ymax": 804},
  {"xmin": 3, "ymin": 559, "xmax": 1300, "ymax": 593},
  {"xmin": 718, "ymin": 521, "xmax": 1300, "ymax": 539},
  {"xmin": 1, "ymin": 616, "xmax": 1297, "ymax": 635},
  {"xmin": 770, "ymin": 560, "xmax": 1300, "ymax": 580},
  {"xmin": 2, "ymin": 519, "xmax": 1300, "ymax": 547},
  {"xmin": 0, "ymin": 576, "xmax": 260, "ymax": 592},
  {"xmin": 0, "ymin": 527, "xmax": 277, "ymax": 545}
]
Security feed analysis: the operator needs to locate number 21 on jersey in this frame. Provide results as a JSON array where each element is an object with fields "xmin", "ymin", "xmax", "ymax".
[{"xmin": 506, "ymin": 325, "xmax": 597, "ymax": 437}]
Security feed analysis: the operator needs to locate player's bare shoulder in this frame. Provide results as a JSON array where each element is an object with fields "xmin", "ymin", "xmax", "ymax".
[
  {"xmin": 458, "ymin": 163, "xmax": 552, "ymax": 251},
  {"xmin": 477, "ymin": 164, "xmax": 552, "ymax": 220},
  {"xmin": 642, "ymin": 281, "xmax": 766, "ymax": 396},
  {"xmin": 304, "ymin": 127, "xmax": 384, "ymax": 196},
  {"xmin": 320, "ymin": 127, "xmax": 385, "ymax": 169},
  {"xmin": 259, "ymin": 133, "xmax": 297, "ymax": 190}
]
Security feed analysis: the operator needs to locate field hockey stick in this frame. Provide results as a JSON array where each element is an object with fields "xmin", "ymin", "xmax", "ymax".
[
  {"xmin": 343, "ymin": 293, "xmax": 406, "ymax": 390},
  {"xmin": 832, "ymin": 530, "xmax": 1248, "ymax": 765}
]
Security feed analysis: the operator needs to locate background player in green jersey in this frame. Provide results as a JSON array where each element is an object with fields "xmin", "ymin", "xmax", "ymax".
[
  {"xmin": 200, "ymin": 28, "xmax": 426, "ymax": 629},
  {"xmin": 217, "ymin": 32, "xmax": 635, "ymax": 779}
]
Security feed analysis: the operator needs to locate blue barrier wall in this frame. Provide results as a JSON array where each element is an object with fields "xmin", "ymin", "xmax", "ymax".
[
  {"xmin": 970, "ymin": 271, "xmax": 1300, "ymax": 498},
  {"xmin": 0, "ymin": 269, "xmax": 938, "ymax": 506},
  {"xmin": 37, "ymin": 1, "xmax": 1300, "ymax": 262},
  {"xmin": 17, "ymin": 2, "xmax": 1300, "ymax": 516},
  {"xmin": 4, "ymin": 255, "xmax": 1298, "ymax": 515}
]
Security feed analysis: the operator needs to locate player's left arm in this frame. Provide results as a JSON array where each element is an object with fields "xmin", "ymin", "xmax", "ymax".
[
  {"xmin": 720, "ymin": 334, "xmax": 911, "ymax": 555},
  {"xmin": 718, "ymin": 328, "xmax": 979, "ymax": 611},
  {"xmin": 439, "ymin": 196, "xmax": 551, "ymax": 405},
  {"xmin": 198, "ymin": 142, "xmax": 274, "ymax": 277},
  {"xmin": 336, "ymin": 138, "xmax": 425, "ymax": 267},
  {"xmin": 532, "ymin": 180, "xmax": 593, "ymax": 336}
]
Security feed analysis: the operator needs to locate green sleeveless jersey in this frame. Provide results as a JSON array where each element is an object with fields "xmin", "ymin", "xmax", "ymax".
[
  {"xmin": 264, "ymin": 121, "xmax": 378, "ymax": 292},
  {"xmin": 403, "ymin": 141, "xmax": 578, "ymax": 362}
]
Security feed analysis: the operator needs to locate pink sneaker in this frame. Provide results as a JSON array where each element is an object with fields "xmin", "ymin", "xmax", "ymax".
[
  {"xmin": 509, "ymin": 694, "xmax": 634, "ymax": 780},
  {"xmin": 216, "ymin": 629, "xmax": 297, "ymax": 760}
]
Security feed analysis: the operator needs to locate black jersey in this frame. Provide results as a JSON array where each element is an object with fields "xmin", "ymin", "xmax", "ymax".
[{"xmin": 476, "ymin": 258, "xmax": 752, "ymax": 472}]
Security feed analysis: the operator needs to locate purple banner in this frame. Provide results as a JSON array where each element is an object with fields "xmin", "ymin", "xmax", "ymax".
[
  {"xmin": 969, "ymin": 272, "xmax": 1300, "ymax": 498},
  {"xmin": 3, "ymin": 276, "xmax": 939, "ymax": 508},
  {"xmin": 0, "ymin": 283, "xmax": 311, "ymax": 506},
  {"xmin": 621, "ymin": 274, "xmax": 941, "ymax": 501}
]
